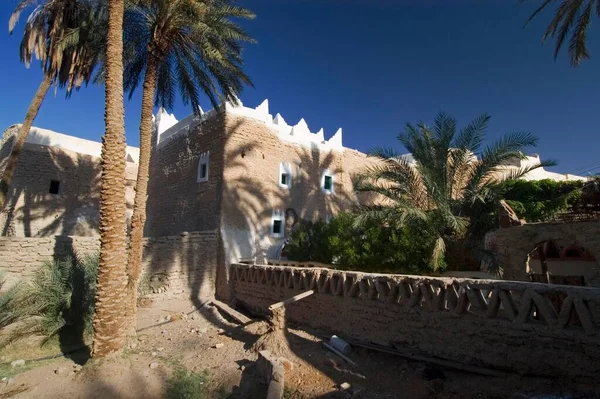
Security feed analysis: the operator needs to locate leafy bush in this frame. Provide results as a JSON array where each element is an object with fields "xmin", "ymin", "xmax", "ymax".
[
  {"xmin": 166, "ymin": 368, "xmax": 208, "ymax": 399},
  {"xmin": 0, "ymin": 253, "xmax": 98, "ymax": 348},
  {"xmin": 499, "ymin": 179, "xmax": 584, "ymax": 222},
  {"xmin": 286, "ymin": 213, "xmax": 444, "ymax": 274}
]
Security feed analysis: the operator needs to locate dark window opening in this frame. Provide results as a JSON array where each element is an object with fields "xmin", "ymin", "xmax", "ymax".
[
  {"xmin": 324, "ymin": 175, "xmax": 333, "ymax": 191},
  {"xmin": 273, "ymin": 220, "xmax": 282, "ymax": 235},
  {"xmin": 545, "ymin": 241, "xmax": 560, "ymax": 259},
  {"xmin": 200, "ymin": 163, "xmax": 207, "ymax": 179},
  {"xmin": 281, "ymin": 173, "xmax": 288, "ymax": 186},
  {"xmin": 49, "ymin": 180, "xmax": 60, "ymax": 195},
  {"xmin": 564, "ymin": 247, "xmax": 582, "ymax": 258}
]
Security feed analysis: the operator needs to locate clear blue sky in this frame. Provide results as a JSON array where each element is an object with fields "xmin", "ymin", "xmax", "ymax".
[{"xmin": 0, "ymin": 0, "xmax": 599, "ymax": 175}]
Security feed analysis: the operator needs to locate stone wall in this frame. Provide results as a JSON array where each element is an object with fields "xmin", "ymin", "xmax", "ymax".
[
  {"xmin": 494, "ymin": 220, "xmax": 600, "ymax": 284},
  {"xmin": 230, "ymin": 263, "xmax": 600, "ymax": 381},
  {"xmin": 0, "ymin": 231, "xmax": 221, "ymax": 303},
  {"xmin": 220, "ymin": 115, "xmax": 374, "ymax": 266},
  {"xmin": 145, "ymin": 115, "xmax": 226, "ymax": 237},
  {"xmin": 141, "ymin": 231, "xmax": 221, "ymax": 302},
  {"xmin": 0, "ymin": 235, "xmax": 99, "ymax": 286}
]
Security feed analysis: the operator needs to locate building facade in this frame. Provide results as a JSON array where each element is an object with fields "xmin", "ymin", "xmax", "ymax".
[{"xmin": 0, "ymin": 98, "xmax": 588, "ymax": 284}]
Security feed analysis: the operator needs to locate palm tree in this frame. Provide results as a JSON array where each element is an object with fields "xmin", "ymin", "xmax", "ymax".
[
  {"xmin": 356, "ymin": 112, "xmax": 554, "ymax": 272},
  {"xmin": 1, "ymin": 0, "xmax": 105, "ymax": 208},
  {"xmin": 91, "ymin": 0, "xmax": 129, "ymax": 357},
  {"xmin": 122, "ymin": 0, "xmax": 255, "ymax": 332},
  {"xmin": 522, "ymin": 0, "xmax": 599, "ymax": 67}
]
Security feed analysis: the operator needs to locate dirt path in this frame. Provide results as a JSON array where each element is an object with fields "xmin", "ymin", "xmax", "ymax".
[{"xmin": 1, "ymin": 298, "xmax": 598, "ymax": 399}]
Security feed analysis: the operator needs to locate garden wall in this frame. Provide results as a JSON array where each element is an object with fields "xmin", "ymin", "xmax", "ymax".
[
  {"xmin": 230, "ymin": 263, "xmax": 600, "ymax": 381},
  {"xmin": 494, "ymin": 219, "xmax": 600, "ymax": 284},
  {"xmin": 0, "ymin": 231, "xmax": 221, "ymax": 302}
]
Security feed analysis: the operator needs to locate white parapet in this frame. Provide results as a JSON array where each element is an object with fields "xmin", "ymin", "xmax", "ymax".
[
  {"xmin": 24, "ymin": 126, "xmax": 139, "ymax": 163},
  {"xmin": 154, "ymin": 97, "xmax": 345, "ymax": 152}
]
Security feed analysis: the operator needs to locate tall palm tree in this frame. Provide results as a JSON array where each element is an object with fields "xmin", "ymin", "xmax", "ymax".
[
  {"xmin": 91, "ymin": 0, "xmax": 129, "ymax": 357},
  {"xmin": 123, "ymin": 0, "xmax": 255, "ymax": 332},
  {"xmin": 522, "ymin": 0, "xmax": 599, "ymax": 67},
  {"xmin": 356, "ymin": 112, "xmax": 554, "ymax": 272},
  {"xmin": 1, "ymin": 0, "xmax": 105, "ymax": 208}
]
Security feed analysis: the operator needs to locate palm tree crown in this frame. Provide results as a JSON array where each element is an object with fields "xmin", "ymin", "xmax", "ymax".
[
  {"xmin": 10, "ymin": 0, "xmax": 105, "ymax": 92},
  {"xmin": 356, "ymin": 112, "xmax": 553, "ymax": 270},
  {"xmin": 522, "ymin": 0, "xmax": 600, "ymax": 67},
  {"xmin": 123, "ymin": 0, "xmax": 255, "ymax": 110}
]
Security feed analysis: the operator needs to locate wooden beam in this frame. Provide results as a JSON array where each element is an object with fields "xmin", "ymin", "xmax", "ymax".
[
  {"xmin": 268, "ymin": 290, "xmax": 314, "ymax": 311},
  {"xmin": 323, "ymin": 343, "xmax": 358, "ymax": 367},
  {"xmin": 210, "ymin": 300, "xmax": 253, "ymax": 325}
]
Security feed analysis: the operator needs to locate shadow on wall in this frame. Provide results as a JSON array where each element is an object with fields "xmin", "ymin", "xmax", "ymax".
[
  {"xmin": 0, "ymin": 141, "xmax": 136, "ymax": 237},
  {"xmin": 142, "ymin": 114, "xmax": 358, "ymax": 306},
  {"xmin": 220, "ymin": 118, "xmax": 356, "ymax": 266}
]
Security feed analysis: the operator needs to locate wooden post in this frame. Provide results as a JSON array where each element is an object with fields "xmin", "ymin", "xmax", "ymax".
[{"xmin": 268, "ymin": 290, "xmax": 314, "ymax": 311}]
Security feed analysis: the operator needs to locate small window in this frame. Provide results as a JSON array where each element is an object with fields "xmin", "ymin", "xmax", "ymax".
[
  {"xmin": 197, "ymin": 151, "xmax": 209, "ymax": 183},
  {"xmin": 279, "ymin": 162, "xmax": 292, "ymax": 189},
  {"xmin": 271, "ymin": 209, "xmax": 284, "ymax": 237},
  {"xmin": 322, "ymin": 170, "xmax": 334, "ymax": 194},
  {"xmin": 49, "ymin": 180, "xmax": 60, "ymax": 195},
  {"xmin": 273, "ymin": 220, "xmax": 282, "ymax": 235}
]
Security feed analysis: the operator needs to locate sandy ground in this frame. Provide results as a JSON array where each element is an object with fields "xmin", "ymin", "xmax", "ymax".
[{"xmin": 1, "ymin": 298, "xmax": 599, "ymax": 399}]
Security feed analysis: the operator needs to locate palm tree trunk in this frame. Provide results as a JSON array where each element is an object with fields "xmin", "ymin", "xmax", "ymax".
[
  {"xmin": 92, "ymin": 0, "xmax": 128, "ymax": 358},
  {"xmin": 0, "ymin": 74, "xmax": 52, "ymax": 209},
  {"xmin": 125, "ymin": 55, "xmax": 159, "ymax": 335}
]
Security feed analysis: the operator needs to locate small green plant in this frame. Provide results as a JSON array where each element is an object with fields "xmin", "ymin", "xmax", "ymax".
[
  {"xmin": 0, "ymin": 270, "xmax": 28, "ymax": 330},
  {"xmin": 0, "ymin": 253, "xmax": 99, "ymax": 348},
  {"xmin": 166, "ymin": 367, "xmax": 208, "ymax": 399}
]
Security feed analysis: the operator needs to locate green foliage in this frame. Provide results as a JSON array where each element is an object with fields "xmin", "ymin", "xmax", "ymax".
[
  {"xmin": 10, "ymin": 0, "xmax": 106, "ymax": 93},
  {"xmin": 166, "ymin": 368, "xmax": 208, "ymax": 399},
  {"xmin": 522, "ymin": 0, "xmax": 600, "ymax": 67},
  {"xmin": 499, "ymin": 179, "xmax": 584, "ymax": 222},
  {"xmin": 0, "ymin": 253, "xmax": 99, "ymax": 348},
  {"xmin": 356, "ymin": 112, "xmax": 548, "ymax": 274},
  {"xmin": 0, "ymin": 271, "xmax": 27, "ymax": 330},
  {"xmin": 286, "ymin": 213, "xmax": 444, "ymax": 274},
  {"xmin": 123, "ymin": 0, "xmax": 255, "ymax": 112}
]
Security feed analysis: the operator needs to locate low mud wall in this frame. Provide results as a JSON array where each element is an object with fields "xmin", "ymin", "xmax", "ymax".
[
  {"xmin": 230, "ymin": 263, "xmax": 600, "ymax": 382},
  {"xmin": 0, "ymin": 231, "xmax": 220, "ymax": 302}
]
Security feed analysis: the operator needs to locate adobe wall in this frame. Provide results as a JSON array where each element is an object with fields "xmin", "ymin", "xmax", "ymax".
[
  {"xmin": 0, "ymin": 138, "xmax": 137, "ymax": 237},
  {"xmin": 145, "ymin": 114, "xmax": 226, "ymax": 237},
  {"xmin": 220, "ymin": 115, "xmax": 373, "ymax": 266},
  {"xmin": 494, "ymin": 220, "xmax": 600, "ymax": 284},
  {"xmin": 231, "ymin": 263, "xmax": 600, "ymax": 381},
  {"xmin": 0, "ymin": 231, "xmax": 220, "ymax": 303}
]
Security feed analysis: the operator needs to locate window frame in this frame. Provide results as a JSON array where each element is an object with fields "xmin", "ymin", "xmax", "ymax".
[
  {"xmin": 279, "ymin": 162, "xmax": 292, "ymax": 189},
  {"xmin": 197, "ymin": 151, "xmax": 210, "ymax": 183},
  {"xmin": 321, "ymin": 169, "xmax": 334, "ymax": 194},
  {"xmin": 49, "ymin": 180, "xmax": 60, "ymax": 195},
  {"xmin": 271, "ymin": 209, "xmax": 284, "ymax": 237}
]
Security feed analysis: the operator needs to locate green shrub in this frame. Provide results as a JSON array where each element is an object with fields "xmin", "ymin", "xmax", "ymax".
[
  {"xmin": 0, "ymin": 270, "xmax": 28, "ymax": 330},
  {"xmin": 286, "ymin": 212, "xmax": 444, "ymax": 274},
  {"xmin": 499, "ymin": 179, "xmax": 583, "ymax": 222},
  {"xmin": 166, "ymin": 368, "xmax": 208, "ymax": 399},
  {"xmin": 0, "ymin": 253, "xmax": 98, "ymax": 348}
]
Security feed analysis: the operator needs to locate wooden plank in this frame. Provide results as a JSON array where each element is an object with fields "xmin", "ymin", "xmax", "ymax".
[
  {"xmin": 268, "ymin": 290, "xmax": 314, "ymax": 311},
  {"xmin": 210, "ymin": 300, "xmax": 253, "ymax": 325}
]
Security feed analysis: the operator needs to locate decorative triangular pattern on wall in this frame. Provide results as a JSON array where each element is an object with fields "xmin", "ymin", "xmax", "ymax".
[{"xmin": 230, "ymin": 263, "xmax": 599, "ymax": 336}]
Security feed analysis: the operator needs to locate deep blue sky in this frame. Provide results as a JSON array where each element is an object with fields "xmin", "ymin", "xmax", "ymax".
[{"xmin": 0, "ymin": 0, "xmax": 599, "ymax": 175}]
